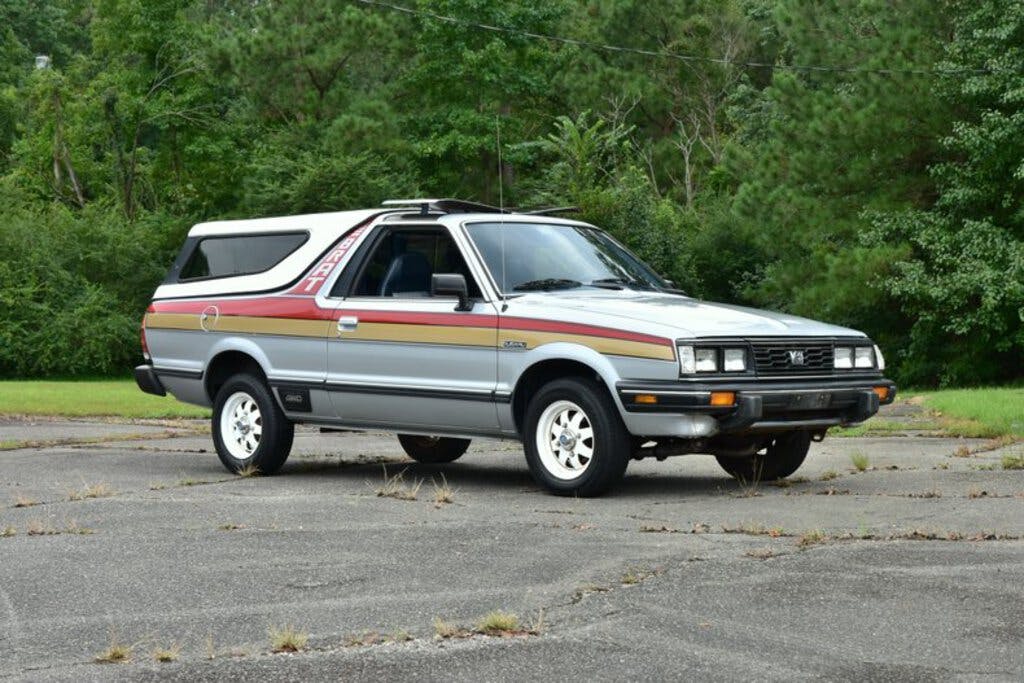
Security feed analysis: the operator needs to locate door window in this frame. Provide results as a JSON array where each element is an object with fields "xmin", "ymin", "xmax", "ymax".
[{"xmin": 347, "ymin": 228, "xmax": 482, "ymax": 299}]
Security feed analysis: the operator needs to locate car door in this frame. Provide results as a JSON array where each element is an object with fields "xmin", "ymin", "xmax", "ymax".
[{"xmin": 325, "ymin": 224, "xmax": 501, "ymax": 433}]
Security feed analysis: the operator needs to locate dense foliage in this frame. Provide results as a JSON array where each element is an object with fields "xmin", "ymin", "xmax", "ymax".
[{"xmin": 0, "ymin": 0, "xmax": 1021, "ymax": 383}]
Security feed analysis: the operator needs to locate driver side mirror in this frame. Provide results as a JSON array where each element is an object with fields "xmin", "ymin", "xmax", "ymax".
[{"xmin": 431, "ymin": 273, "xmax": 472, "ymax": 312}]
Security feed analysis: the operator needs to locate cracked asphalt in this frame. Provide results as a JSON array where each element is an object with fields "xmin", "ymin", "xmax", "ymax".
[{"xmin": 1, "ymin": 408, "xmax": 1022, "ymax": 681}]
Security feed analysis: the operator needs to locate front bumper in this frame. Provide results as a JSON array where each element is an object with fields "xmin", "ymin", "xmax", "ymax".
[{"xmin": 616, "ymin": 378, "xmax": 896, "ymax": 435}]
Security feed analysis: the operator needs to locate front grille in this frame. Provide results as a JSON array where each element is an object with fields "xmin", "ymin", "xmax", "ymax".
[{"xmin": 752, "ymin": 340, "xmax": 833, "ymax": 375}]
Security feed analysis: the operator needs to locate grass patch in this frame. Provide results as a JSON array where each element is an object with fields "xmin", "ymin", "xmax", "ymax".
[
  {"xmin": 914, "ymin": 387, "xmax": 1024, "ymax": 438},
  {"xmin": 1, "ymin": 526, "xmax": 15, "ymax": 537},
  {"xmin": 0, "ymin": 379, "xmax": 209, "ymax": 418},
  {"xmin": 268, "ymin": 624, "xmax": 308, "ymax": 653},
  {"xmin": 819, "ymin": 470, "xmax": 839, "ymax": 481},
  {"xmin": 1002, "ymin": 454, "xmax": 1024, "ymax": 470},
  {"xmin": 831, "ymin": 418, "xmax": 940, "ymax": 437},
  {"xmin": 474, "ymin": 610, "xmax": 520, "ymax": 635}
]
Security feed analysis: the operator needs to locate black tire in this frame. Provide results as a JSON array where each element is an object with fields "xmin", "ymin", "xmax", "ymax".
[
  {"xmin": 212, "ymin": 373, "xmax": 294, "ymax": 475},
  {"xmin": 397, "ymin": 434, "xmax": 470, "ymax": 464},
  {"xmin": 715, "ymin": 431, "xmax": 811, "ymax": 483},
  {"xmin": 523, "ymin": 377, "xmax": 631, "ymax": 497}
]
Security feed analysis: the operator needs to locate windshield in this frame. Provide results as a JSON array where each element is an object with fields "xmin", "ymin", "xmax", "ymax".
[{"xmin": 464, "ymin": 222, "xmax": 667, "ymax": 295}]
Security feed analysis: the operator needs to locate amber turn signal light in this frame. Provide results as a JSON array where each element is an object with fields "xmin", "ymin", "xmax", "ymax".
[
  {"xmin": 710, "ymin": 391, "xmax": 736, "ymax": 406},
  {"xmin": 634, "ymin": 394, "xmax": 658, "ymax": 405},
  {"xmin": 872, "ymin": 386, "xmax": 890, "ymax": 402}
]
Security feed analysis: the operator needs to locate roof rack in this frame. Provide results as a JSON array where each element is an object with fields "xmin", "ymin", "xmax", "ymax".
[
  {"xmin": 382, "ymin": 198, "xmax": 510, "ymax": 216},
  {"xmin": 522, "ymin": 206, "xmax": 580, "ymax": 216}
]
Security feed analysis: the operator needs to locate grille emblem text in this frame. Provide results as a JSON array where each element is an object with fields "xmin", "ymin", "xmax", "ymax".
[{"xmin": 788, "ymin": 350, "xmax": 806, "ymax": 366}]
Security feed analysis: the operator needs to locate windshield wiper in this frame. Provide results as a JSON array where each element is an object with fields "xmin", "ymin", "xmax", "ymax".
[
  {"xmin": 512, "ymin": 278, "xmax": 582, "ymax": 292},
  {"xmin": 590, "ymin": 276, "xmax": 649, "ymax": 290}
]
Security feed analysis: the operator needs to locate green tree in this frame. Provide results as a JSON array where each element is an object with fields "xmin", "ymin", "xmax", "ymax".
[
  {"xmin": 730, "ymin": 0, "xmax": 954, "ymax": 371},
  {"xmin": 869, "ymin": 0, "xmax": 1024, "ymax": 385}
]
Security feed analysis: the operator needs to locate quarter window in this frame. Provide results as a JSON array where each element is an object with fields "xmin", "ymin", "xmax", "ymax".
[{"xmin": 180, "ymin": 233, "xmax": 308, "ymax": 280}]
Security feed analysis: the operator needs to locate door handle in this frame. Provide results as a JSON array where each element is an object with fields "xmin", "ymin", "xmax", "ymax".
[{"xmin": 337, "ymin": 316, "xmax": 358, "ymax": 333}]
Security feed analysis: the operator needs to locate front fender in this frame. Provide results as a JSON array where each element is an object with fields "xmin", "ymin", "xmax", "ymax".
[{"xmin": 502, "ymin": 342, "xmax": 678, "ymax": 414}]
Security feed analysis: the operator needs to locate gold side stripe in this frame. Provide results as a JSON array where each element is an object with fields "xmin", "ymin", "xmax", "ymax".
[
  {"xmin": 146, "ymin": 314, "xmax": 673, "ymax": 361},
  {"xmin": 349, "ymin": 322, "xmax": 496, "ymax": 347},
  {"xmin": 499, "ymin": 330, "xmax": 675, "ymax": 361},
  {"xmin": 146, "ymin": 313, "xmax": 329, "ymax": 338}
]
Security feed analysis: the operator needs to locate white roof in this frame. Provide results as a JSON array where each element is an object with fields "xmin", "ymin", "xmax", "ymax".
[{"xmin": 188, "ymin": 209, "xmax": 383, "ymax": 237}]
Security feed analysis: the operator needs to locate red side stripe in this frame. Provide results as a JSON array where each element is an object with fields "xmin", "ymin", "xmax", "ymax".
[
  {"xmin": 152, "ymin": 298, "xmax": 333, "ymax": 320},
  {"xmin": 499, "ymin": 316, "xmax": 671, "ymax": 347}
]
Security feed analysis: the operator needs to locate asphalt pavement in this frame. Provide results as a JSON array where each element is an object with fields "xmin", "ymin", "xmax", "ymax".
[{"xmin": 0, "ymin": 410, "xmax": 1022, "ymax": 681}]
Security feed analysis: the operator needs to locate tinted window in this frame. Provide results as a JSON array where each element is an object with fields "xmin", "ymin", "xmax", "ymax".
[
  {"xmin": 348, "ymin": 228, "xmax": 481, "ymax": 298},
  {"xmin": 180, "ymin": 233, "xmax": 308, "ymax": 280}
]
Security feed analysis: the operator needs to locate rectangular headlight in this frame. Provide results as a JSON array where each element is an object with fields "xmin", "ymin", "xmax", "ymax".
[
  {"xmin": 834, "ymin": 347, "xmax": 853, "ymax": 369},
  {"xmin": 695, "ymin": 348, "xmax": 717, "ymax": 372},
  {"xmin": 723, "ymin": 348, "xmax": 746, "ymax": 372},
  {"xmin": 855, "ymin": 346, "xmax": 875, "ymax": 368},
  {"xmin": 679, "ymin": 345, "xmax": 696, "ymax": 374}
]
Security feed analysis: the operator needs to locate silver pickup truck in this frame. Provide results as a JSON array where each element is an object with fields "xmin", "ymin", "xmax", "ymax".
[{"xmin": 135, "ymin": 199, "xmax": 895, "ymax": 496}]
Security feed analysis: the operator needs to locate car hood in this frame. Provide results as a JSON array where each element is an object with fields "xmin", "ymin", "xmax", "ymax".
[{"xmin": 507, "ymin": 290, "xmax": 866, "ymax": 339}]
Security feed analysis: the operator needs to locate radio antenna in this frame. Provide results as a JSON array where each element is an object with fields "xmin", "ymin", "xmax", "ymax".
[{"xmin": 496, "ymin": 115, "xmax": 507, "ymax": 307}]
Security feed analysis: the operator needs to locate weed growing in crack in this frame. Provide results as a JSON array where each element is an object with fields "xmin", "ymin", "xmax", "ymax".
[
  {"xmin": 13, "ymin": 494, "xmax": 39, "ymax": 508},
  {"xmin": 432, "ymin": 473, "xmax": 455, "ymax": 507},
  {"xmin": 372, "ymin": 466, "xmax": 422, "ymax": 501},
  {"xmin": 475, "ymin": 611, "xmax": 521, "ymax": 635},
  {"xmin": 237, "ymin": 463, "xmax": 262, "ymax": 478},
  {"xmin": 1002, "ymin": 454, "xmax": 1024, "ymax": 470},
  {"xmin": 94, "ymin": 634, "xmax": 132, "ymax": 664},
  {"xmin": 797, "ymin": 530, "xmax": 827, "ymax": 548},
  {"xmin": 153, "ymin": 643, "xmax": 181, "ymax": 663},
  {"xmin": 744, "ymin": 547, "xmax": 776, "ymax": 560},
  {"xmin": 434, "ymin": 617, "xmax": 468, "ymax": 639},
  {"xmin": 67, "ymin": 482, "xmax": 114, "ymax": 501},
  {"xmin": 850, "ymin": 452, "xmax": 871, "ymax": 472},
  {"xmin": 269, "ymin": 624, "xmax": 308, "ymax": 653}
]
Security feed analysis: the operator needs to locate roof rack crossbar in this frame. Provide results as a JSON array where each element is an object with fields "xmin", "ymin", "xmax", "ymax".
[
  {"xmin": 522, "ymin": 206, "xmax": 580, "ymax": 216},
  {"xmin": 381, "ymin": 198, "xmax": 510, "ymax": 215}
]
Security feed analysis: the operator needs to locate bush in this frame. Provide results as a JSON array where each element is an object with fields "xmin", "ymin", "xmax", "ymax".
[{"xmin": 0, "ymin": 198, "xmax": 184, "ymax": 377}]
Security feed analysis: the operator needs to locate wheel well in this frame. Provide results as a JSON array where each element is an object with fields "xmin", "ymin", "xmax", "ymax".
[
  {"xmin": 511, "ymin": 359, "xmax": 610, "ymax": 435},
  {"xmin": 204, "ymin": 351, "xmax": 266, "ymax": 402}
]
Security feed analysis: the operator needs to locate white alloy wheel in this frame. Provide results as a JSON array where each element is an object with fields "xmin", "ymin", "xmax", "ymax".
[
  {"xmin": 535, "ymin": 399, "xmax": 595, "ymax": 480},
  {"xmin": 220, "ymin": 391, "xmax": 263, "ymax": 460}
]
